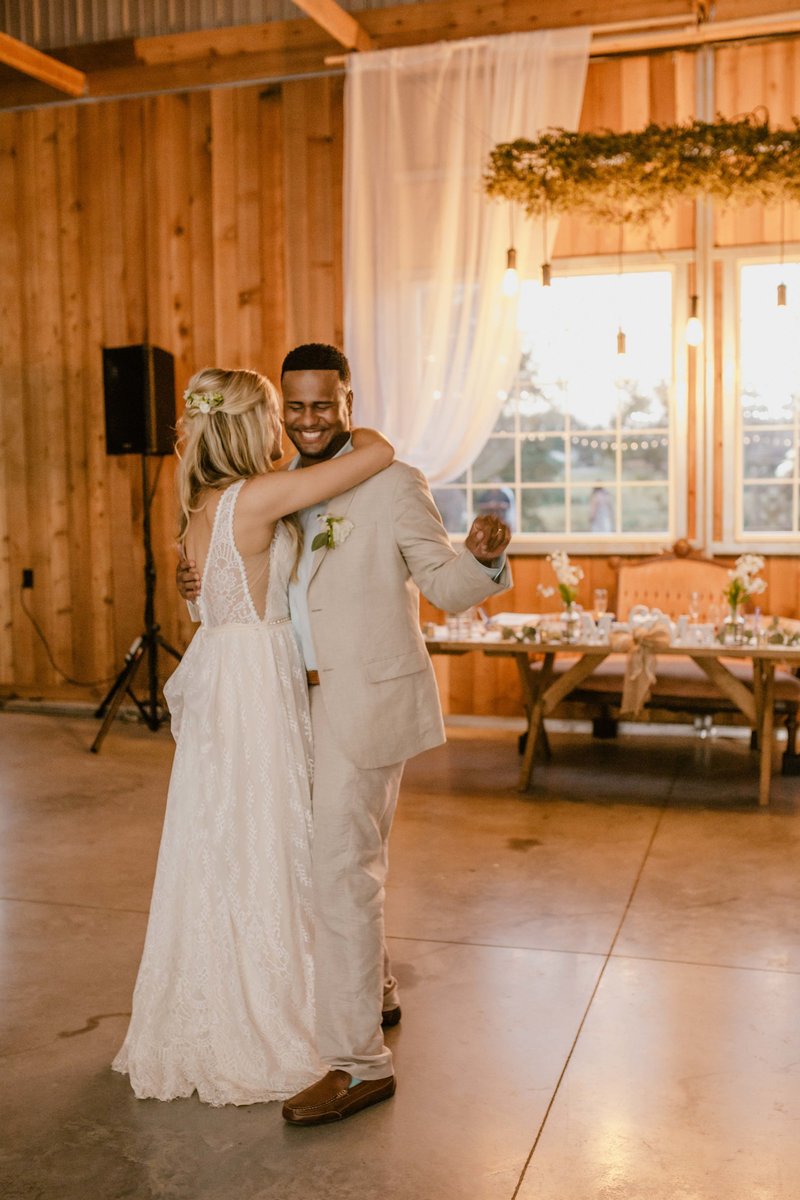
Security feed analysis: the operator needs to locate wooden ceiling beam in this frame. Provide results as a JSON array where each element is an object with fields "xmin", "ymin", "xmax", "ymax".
[
  {"xmin": 292, "ymin": 0, "xmax": 375, "ymax": 51},
  {"xmin": 0, "ymin": 31, "xmax": 86, "ymax": 96}
]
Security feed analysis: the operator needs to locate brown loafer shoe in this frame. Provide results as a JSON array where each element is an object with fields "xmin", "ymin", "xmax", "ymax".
[
  {"xmin": 282, "ymin": 1070, "xmax": 396, "ymax": 1126},
  {"xmin": 381, "ymin": 1005, "xmax": 402, "ymax": 1028}
]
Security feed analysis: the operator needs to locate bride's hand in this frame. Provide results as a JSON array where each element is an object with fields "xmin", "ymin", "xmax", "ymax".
[{"xmin": 351, "ymin": 427, "xmax": 394, "ymax": 457}]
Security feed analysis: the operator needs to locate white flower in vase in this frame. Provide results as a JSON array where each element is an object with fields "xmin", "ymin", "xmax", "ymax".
[{"xmin": 546, "ymin": 550, "xmax": 584, "ymax": 607}]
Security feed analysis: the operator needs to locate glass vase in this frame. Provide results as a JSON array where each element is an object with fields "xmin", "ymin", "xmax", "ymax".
[
  {"xmin": 721, "ymin": 601, "xmax": 746, "ymax": 646},
  {"xmin": 561, "ymin": 601, "xmax": 580, "ymax": 643}
]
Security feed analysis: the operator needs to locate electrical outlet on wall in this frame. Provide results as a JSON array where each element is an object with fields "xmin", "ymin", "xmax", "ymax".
[{"xmin": 22, "ymin": 569, "xmax": 34, "ymax": 589}]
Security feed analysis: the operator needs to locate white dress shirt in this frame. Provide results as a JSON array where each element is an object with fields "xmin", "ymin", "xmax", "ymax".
[{"xmin": 287, "ymin": 442, "xmax": 354, "ymax": 672}]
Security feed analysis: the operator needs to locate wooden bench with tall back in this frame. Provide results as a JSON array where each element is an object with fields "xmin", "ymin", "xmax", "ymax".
[{"xmin": 552, "ymin": 543, "xmax": 800, "ymax": 770}]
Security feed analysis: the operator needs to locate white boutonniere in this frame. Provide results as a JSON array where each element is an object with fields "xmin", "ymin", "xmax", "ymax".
[{"xmin": 312, "ymin": 514, "xmax": 354, "ymax": 551}]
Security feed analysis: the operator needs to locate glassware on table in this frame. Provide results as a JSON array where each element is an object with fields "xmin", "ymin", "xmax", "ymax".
[
  {"xmin": 445, "ymin": 608, "xmax": 477, "ymax": 639},
  {"xmin": 593, "ymin": 587, "xmax": 608, "ymax": 619},
  {"xmin": 688, "ymin": 590, "xmax": 701, "ymax": 622},
  {"xmin": 597, "ymin": 613, "xmax": 614, "ymax": 640}
]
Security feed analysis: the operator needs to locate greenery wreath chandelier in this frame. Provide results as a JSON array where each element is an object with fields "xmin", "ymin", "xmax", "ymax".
[{"xmin": 484, "ymin": 115, "xmax": 800, "ymax": 226}]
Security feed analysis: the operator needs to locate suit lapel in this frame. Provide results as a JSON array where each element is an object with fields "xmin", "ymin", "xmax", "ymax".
[{"xmin": 307, "ymin": 485, "xmax": 359, "ymax": 587}]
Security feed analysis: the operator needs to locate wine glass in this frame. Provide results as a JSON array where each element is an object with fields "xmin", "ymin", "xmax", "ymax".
[
  {"xmin": 593, "ymin": 588, "xmax": 608, "ymax": 619},
  {"xmin": 688, "ymin": 590, "xmax": 701, "ymax": 622}
]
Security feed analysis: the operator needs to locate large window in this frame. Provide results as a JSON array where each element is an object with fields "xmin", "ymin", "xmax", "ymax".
[
  {"xmin": 738, "ymin": 262, "xmax": 800, "ymax": 537},
  {"xmin": 432, "ymin": 268, "xmax": 676, "ymax": 543}
]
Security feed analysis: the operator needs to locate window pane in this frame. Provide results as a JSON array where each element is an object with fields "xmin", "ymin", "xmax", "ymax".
[
  {"xmin": 742, "ymin": 484, "xmax": 793, "ymax": 532},
  {"xmin": 741, "ymin": 392, "xmax": 795, "ymax": 425},
  {"xmin": 521, "ymin": 435, "xmax": 566, "ymax": 483},
  {"xmin": 517, "ymin": 272, "xmax": 673, "ymax": 437},
  {"xmin": 518, "ymin": 270, "xmax": 673, "ymax": 537},
  {"xmin": 621, "ymin": 436, "xmax": 669, "ymax": 481},
  {"xmin": 433, "ymin": 269, "xmax": 675, "ymax": 538},
  {"xmin": 743, "ymin": 432, "xmax": 795, "ymax": 480},
  {"xmin": 432, "ymin": 488, "xmax": 468, "ymax": 533},
  {"xmin": 570, "ymin": 437, "xmax": 616, "ymax": 482},
  {"xmin": 521, "ymin": 488, "xmax": 566, "ymax": 533},
  {"xmin": 517, "ymin": 381, "xmax": 567, "ymax": 432},
  {"xmin": 621, "ymin": 486, "xmax": 669, "ymax": 533},
  {"xmin": 738, "ymin": 263, "xmax": 800, "ymax": 537},
  {"xmin": 619, "ymin": 380, "xmax": 669, "ymax": 430},
  {"xmin": 572, "ymin": 486, "xmax": 617, "ymax": 534},
  {"xmin": 473, "ymin": 487, "xmax": 517, "ymax": 532},
  {"xmin": 740, "ymin": 263, "xmax": 800, "ymax": 425},
  {"xmin": 492, "ymin": 393, "xmax": 517, "ymax": 433},
  {"xmin": 472, "ymin": 437, "xmax": 515, "ymax": 484}
]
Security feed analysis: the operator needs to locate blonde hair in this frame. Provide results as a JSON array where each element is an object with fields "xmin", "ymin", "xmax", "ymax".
[{"xmin": 175, "ymin": 366, "xmax": 301, "ymax": 562}]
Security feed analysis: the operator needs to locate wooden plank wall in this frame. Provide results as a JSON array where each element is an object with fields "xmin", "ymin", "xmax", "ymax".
[
  {"xmin": 716, "ymin": 39, "xmax": 800, "ymax": 246},
  {"xmin": 0, "ymin": 44, "xmax": 798, "ymax": 713},
  {"xmin": 553, "ymin": 52, "xmax": 696, "ymax": 258},
  {"xmin": 0, "ymin": 77, "xmax": 343, "ymax": 698}
]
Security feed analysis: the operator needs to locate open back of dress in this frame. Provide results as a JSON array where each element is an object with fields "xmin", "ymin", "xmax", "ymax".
[{"xmin": 112, "ymin": 482, "xmax": 320, "ymax": 1106}]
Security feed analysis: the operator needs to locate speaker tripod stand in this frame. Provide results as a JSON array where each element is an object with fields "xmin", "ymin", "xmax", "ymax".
[{"xmin": 91, "ymin": 455, "xmax": 182, "ymax": 754}]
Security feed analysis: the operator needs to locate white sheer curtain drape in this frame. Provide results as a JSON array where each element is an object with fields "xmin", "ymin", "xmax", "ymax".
[{"xmin": 344, "ymin": 30, "xmax": 591, "ymax": 483}]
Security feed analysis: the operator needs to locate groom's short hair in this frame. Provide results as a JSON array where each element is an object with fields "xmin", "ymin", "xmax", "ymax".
[{"xmin": 281, "ymin": 343, "xmax": 351, "ymax": 387}]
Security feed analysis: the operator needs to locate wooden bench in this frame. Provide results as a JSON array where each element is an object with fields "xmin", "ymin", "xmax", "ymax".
[{"xmin": 537, "ymin": 545, "xmax": 800, "ymax": 771}]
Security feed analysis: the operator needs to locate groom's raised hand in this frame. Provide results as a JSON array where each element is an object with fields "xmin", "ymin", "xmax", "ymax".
[
  {"xmin": 464, "ymin": 515, "xmax": 511, "ymax": 566},
  {"xmin": 176, "ymin": 557, "xmax": 201, "ymax": 601}
]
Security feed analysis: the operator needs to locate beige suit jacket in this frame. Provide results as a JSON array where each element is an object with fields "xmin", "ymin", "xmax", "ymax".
[{"xmin": 306, "ymin": 461, "xmax": 512, "ymax": 770}]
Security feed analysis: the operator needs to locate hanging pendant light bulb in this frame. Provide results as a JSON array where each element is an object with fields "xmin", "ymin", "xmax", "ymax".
[
  {"xmin": 501, "ymin": 246, "xmax": 519, "ymax": 297},
  {"xmin": 615, "ymin": 217, "xmax": 626, "ymax": 355},
  {"xmin": 501, "ymin": 202, "xmax": 519, "ymax": 297},
  {"xmin": 541, "ymin": 202, "xmax": 551, "ymax": 287},
  {"xmin": 777, "ymin": 202, "xmax": 788, "ymax": 308},
  {"xmin": 686, "ymin": 294, "xmax": 704, "ymax": 346}
]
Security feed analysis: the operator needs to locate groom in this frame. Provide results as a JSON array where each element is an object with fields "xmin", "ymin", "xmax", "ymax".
[{"xmin": 179, "ymin": 343, "xmax": 511, "ymax": 1125}]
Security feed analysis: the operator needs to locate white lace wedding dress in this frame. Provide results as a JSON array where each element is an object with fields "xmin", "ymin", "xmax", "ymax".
[{"xmin": 113, "ymin": 481, "xmax": 321, "ymax": 1105}]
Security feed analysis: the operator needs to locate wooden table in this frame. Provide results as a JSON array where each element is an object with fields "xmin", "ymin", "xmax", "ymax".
[{"xmin": 425, "ymin": 634, "xmax": 800, "ymax": 807}]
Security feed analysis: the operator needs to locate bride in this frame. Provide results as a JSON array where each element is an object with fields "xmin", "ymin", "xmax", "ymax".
[{"xmin": 113, "ymin": 367, "xmax": 393, "ymax": 1106}]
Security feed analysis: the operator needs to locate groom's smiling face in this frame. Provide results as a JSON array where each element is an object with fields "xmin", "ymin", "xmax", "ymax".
[{"xmin": 282, "ymin": 369, "xmax": 353, "ymax": 465}]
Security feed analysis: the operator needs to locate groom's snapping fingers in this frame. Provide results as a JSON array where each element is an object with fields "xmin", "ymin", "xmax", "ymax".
[
  {"xmin": 176, "ymin": 559, "xmax": 201, "ymax": 600},
  {"xmin": 464, "ymin": 516, "xmax": 511, "ymax": 563}
]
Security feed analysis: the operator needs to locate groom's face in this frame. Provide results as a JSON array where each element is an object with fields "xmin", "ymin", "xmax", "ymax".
[{"xmin": 282, "ymin": 369, "xmax": 353, "ymax": 465}]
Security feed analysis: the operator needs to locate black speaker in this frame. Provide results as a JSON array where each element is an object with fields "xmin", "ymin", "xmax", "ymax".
[{"xmin": 102, "ymin": 344, "xmax": 176, "ymax": 456}]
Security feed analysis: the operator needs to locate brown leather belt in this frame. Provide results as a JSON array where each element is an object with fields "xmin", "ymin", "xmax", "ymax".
[{"xmin": 306, "ymin": 670, "xmax": 321, "ymax": 686}]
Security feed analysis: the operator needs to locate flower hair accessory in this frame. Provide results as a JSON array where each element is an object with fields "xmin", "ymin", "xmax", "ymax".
[
  {"xmin": 312, "ymin": 514, "xmax": 354, "ymax": 551},
  {"xmin": 184, "ymin": 389, "xmax": 224, "ymax": 415}
]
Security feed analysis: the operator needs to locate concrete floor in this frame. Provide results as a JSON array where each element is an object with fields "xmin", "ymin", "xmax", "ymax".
[{"xmin": 1, "ymin": 711, "xmax": 799, "ymax": 1199}]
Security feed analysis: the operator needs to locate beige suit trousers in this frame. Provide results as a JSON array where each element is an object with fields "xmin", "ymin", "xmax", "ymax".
[{"xmin": 310, "ymin": 687, "xmax": 404, "ymax": 1080}]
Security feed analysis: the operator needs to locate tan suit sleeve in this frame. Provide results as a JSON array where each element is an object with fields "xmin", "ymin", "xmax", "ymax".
[{"xmin": 391, "ymin": 465, "xmax": 512, "ymax": 611}]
